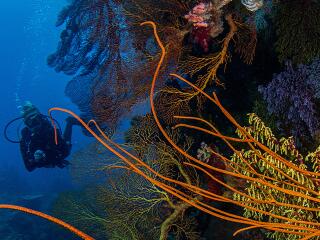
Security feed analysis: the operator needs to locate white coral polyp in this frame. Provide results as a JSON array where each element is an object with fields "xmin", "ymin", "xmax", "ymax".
[{"xmin": 241, "ymin": 0, "xmax": 264, "ymax": 12}]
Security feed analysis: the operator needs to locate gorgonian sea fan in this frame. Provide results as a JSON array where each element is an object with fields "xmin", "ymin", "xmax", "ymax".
[
  {"xmin": 259, "ymin": 59, "xmax": 320, "ymax": 145},
  {"xmin": 48, "ymin": 0, "xmax": 128, "ymax": 127},
  {"xmin": 48, "ymin": 0, "xmax": 195, "ymax": 128},
  {"xmin": 47, "ymin": 21, "xmax": 320, "ymax": 239}
]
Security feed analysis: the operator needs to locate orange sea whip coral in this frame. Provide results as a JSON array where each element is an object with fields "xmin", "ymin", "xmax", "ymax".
[
  {"xmin": 0, "ymin": 204, "xmax": 94, "ymax": 240},
  {"xmin": 49, "ymin": 21, "xmax": 320, "ymax": 239}
]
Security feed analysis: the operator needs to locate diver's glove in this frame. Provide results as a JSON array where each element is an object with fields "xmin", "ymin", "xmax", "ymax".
[{"xmin": 34, "ymin": 150, "xmax": 46, "ymax": 162}]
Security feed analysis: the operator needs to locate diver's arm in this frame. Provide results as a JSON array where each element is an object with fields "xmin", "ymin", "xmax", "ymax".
[{"xmin": 49, "ymin": 125, "xmax": 71, "ymax": 164}]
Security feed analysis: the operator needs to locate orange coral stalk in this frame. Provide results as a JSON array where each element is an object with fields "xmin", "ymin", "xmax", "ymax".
[
  {"xmin": 144, "ymin": 21, "xmax": 320, "ymax": 236},
  {"xmin": 170, "ymin": 73, "xmax": 320, "ymax": 193},
  {"xmin": 47, "ymin": 20, "xmax": 320, "ymax": 239},
  {"xmin": 0, "ymin": 204, "xmax": 94, "ymax": 240}
]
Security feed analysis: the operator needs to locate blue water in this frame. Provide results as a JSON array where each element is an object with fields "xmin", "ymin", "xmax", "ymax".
[
  {"xmin": 0, "ymin": 0, "xmax": 92, "ymax": 228},
  {"xmin": 0, "ymin": 1, "xmax": 150, "ymax": 238}
]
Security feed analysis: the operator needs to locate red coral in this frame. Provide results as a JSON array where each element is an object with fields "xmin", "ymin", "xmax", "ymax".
[
  {"xmin": 197, "ymin": 143, "xmax": 226, "ymax": 202},
  {"xmin": 205, "ymin": 152, "xmax": 226, "ymax": 201},
  {"xmin": 184, "ymin": 2, "xmax": 224, "ymax": 52},
  {"xmin": 190, "ymin": 27, "xmax": 212, "ymax": 52}
]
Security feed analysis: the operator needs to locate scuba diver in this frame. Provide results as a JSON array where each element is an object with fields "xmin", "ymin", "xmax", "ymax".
[{"xmin": 4, "ymin": 101, "xmax": 80, "ymax": 172}]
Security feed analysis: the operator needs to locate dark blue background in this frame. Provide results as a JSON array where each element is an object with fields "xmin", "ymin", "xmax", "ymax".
[{"xmin": 0, "ymin": 0, "xmax": 91, "ymax": 196}]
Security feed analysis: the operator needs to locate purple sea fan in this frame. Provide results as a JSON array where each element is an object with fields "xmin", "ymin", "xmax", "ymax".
[{"xmin": 259, "ymin": 59, "xmax": 320, "ymax": 145}]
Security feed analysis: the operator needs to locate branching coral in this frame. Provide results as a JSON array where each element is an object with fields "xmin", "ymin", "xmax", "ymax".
[
  {"xmin": 48, "ymin": 0, "xmax": 200, "ymax": 130},
  {"xmin": 231, "ymin": 113, "xmax": 320, "ymax": 240},
  {"xmin": 169, "ymin": 75, "xmax": 320, "ymax": 238},
  {"xmin": 48, "ymin": 0, "xmax": 130, "ymax": 128},
  {"xmin": 179, "ymin": 14, "xmax": 238, "ymax": 87},
  {"xmin": 49, "ymin": 21, "xmax": 320, "ymax": 239},
  {"xmin": 52, "ymin": 179, "xmax": 166, "ymax": 240},
  {"xmin": 52, "ymin": 189, "xmax": 109, "ymax": 239},
  {"xmin": 157, "ymin": 13, "xmax": 256, "ymax": 123},
  {"xmin": 259, "ymin": 59, "xmax": 320, "ymax": 149},
  {"xmin": 50, "ymin": 0, "xmax": 259, "ymax": 129},
  {"xmin": 154, "ymin": 13, "xmax": 238, "ymax": 124},
  {"xmin": 100, "ymin": 173, "xmax": 170, "ymax": 240},
  {"xmin": 53, "ymin": 114, "xmax": 201, "ymax": 240},
  {"xmin": 6, "ymin": 1, "xmax": 317, "ymax": 239},
  {"xmin": 233, "ymin": 15, "xmax": 257, "ymax": 65},
  {"xmin": 99, "ymin": 164, "xmax": 199, "ymax": 240},
  {"xmin": 103, "ymin": 114, "xmax": 201, "ymax": 240},
  {"xmin": 46, "ymin": 0, "xmax": 264, "ymax": 151}
]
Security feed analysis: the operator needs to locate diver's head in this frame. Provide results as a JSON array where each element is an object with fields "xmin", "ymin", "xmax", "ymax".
[{"xmin": 20, "ymin": 101, "xmax": 42, "ymax": 130}]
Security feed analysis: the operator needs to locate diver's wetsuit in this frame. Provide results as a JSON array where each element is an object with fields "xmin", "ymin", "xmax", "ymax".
[{"xmin": 19, "ymin": 115, "xmax": 73, "ymax": 172}]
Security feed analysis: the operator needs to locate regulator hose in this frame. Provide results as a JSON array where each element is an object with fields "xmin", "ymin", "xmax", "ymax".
[{"xmin": 4, "ymin": 115, "xmax": 62, "ymax": 143}]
